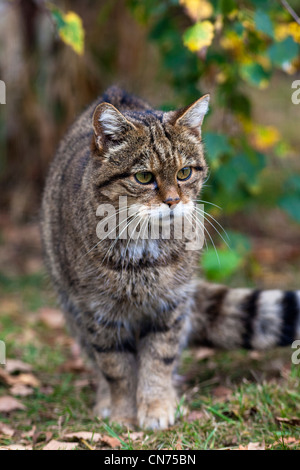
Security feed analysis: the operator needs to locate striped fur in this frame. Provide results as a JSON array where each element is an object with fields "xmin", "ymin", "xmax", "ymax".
[{"xmin": 41, "ymin": 87, "xmax": 300, "ymax": 430}]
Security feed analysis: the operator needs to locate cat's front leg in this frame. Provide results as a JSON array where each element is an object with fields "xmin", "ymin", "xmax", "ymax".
[
  {"xmin": 92, "ymin": 335, "xmax": 137, "ymax": 426},
  {"xmin": 137, "ymin": 309, "xmax": 188, "ymax": 430}
]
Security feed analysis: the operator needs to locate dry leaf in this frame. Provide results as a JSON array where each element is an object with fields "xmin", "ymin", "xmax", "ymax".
[
  {"xmin": 176, "ymin": 441, "xmax": 182, "ymax": 450},
  {"xmin": 128, "ymin": 432, "xmax": 144, "ymax": 442},
  {"xmin": 0, "ymin": 423, "xmax": 15, "ymax": 437},
  {"xmin": 0, "ymin": 369, "xmax": 40, "ymax": 388},
  {"xmin": 0, "ymin": 368, "xmax": 15, "ymax": 386},
  {"xmin": 10, "ymin": 384, "xmax": 34, "ymax": 397},
  {"xmin": 59, "ymin": 358, "xmax": 86, "ymax": 373},
  {"xmin": 248, "ymin": 442, "xmax": 265, "ymax": 450},
  {"xmin": 33, "ymin": 431, "xmax": 53, "ymax": 447},
  {"xmin": 14, "ymin": 373, "xmax": 40, "ymax": 388},
  {"xmin": 0, "ymin": 445, "xmax": 33, "ymax": 450},
  {"xmin": 64, "ymin": 432, "xmax": 102, "ymax": 443},
  {"xmin": 212, "ymin": 386, "xmax": 233, "ymax": 401},
  {"xmin": 38, "ymin": 308, "xmax": 65, "ymax": 329},
  {"xmin": 5, "ymin": 359, "xmax": 33, "ymax": 374},
  {"xmin": 0, "ymin": 396, "xmax": 26, "ymax": 413},
  {"xmin": 194, "ymin": 347, "xmax": 215, "ymax": 360},
  {"xmin": 276, "ymin": 417, "xmax": 300, "ymax": 426},
  {"xmin": 43, "ymin": 440, "xmax": 78, "ymax": 451},
  {"xmin": 101, "ymin": 435, "xmax": 121, "ymax": 448},
  {"xmin": 186, "ymin": 410, "xmax": 205, "ymax": 422},
  {"xmin": 22, "ymin": 426, "xmax": 36, "ymax": 439}
]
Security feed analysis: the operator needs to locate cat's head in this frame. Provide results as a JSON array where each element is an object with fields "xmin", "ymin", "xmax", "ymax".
[{"xmin": 91, "ymin": 95, "xmax": 209, "ymax": 223}]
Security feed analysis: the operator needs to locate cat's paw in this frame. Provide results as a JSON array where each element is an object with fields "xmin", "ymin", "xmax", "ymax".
[
  {"xmin": 137, "ymin": 398, "xmax": 177, "ymax": 430},
  {"xmin": 93, "ymin": 402, "xmax": 111, "ymax": 419},
  {"xmin": 110, "ymin": 413, "xmax": 137, "ymax": 429}
]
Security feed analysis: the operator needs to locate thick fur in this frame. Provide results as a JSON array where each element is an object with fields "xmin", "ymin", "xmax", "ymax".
[{"xmin": 41, "ymin": 87, "xmax": 300, "ymax": 430}]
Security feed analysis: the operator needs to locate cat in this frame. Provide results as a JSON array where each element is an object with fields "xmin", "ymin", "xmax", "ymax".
[{"xmin": 41, "ymin": 86, "xmax": 300, "ymax": 430}]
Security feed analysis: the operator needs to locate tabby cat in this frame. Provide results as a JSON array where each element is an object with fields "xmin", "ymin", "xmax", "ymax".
[{"xmin": 41, "ymin": 87, "xmax": 300, "ymax": 430}]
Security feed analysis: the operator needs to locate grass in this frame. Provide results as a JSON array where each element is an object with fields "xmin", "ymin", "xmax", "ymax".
[{"xmin": 0, "ymin": 270, "xmax": 299, "ymax": 450}]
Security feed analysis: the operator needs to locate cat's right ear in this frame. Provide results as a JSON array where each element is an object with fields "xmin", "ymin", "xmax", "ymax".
[{"xmin": 92, "ymin": 103, "xmax": 137, "ymax": 151}]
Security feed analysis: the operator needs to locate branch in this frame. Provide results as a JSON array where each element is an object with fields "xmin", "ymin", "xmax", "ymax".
[{"xmin": 281, "ymin": 0, "xmax": 300, "ymax": 25}]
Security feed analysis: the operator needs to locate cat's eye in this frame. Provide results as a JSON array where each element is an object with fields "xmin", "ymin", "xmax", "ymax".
[
  {"xmin": 177, "ymin": 167, "xmax": 192, "ymax": 181},
  {"xmin": 135, "ymin": 171, "xmax": 155, "ymax": 185}
]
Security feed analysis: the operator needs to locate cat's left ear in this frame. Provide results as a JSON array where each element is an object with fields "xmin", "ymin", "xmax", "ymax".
[
  {"xmin": 166, "ymin": 94, "xmax": 210, "ymax": 135},
  {"xmin": 93, "ymin": 102, "xmax": 137, "ymax": 150}
]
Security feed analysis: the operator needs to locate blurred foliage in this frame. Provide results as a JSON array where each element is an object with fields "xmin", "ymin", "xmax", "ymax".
[
  {"xmin": 0, "ymin": 0, "xmax": 300, "ymax": 281},
  {"xmin": 49, "ymin": 5, "xmax": 85, "ymax": 55},
  {"xmin": 125, "ymin": 0, "xmax": 300, "ymax": 280}
]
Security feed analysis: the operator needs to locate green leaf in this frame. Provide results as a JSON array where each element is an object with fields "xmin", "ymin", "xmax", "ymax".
[
  {"xmin": 183, "ymin": 21, "xmax": 214, "ymax": 52},
  {"xmin": 254, "ymin": 9, "xmax": 274, "ymax": 38},
  {"xmin": 225, "ymin": 231, "xmax": 252, "ymax": 255},
  {"xmin": 204, "ymin": 132, "xmax": 232, "ymax": 164},
  {"xmin": 218, "ymin": 0, "xmax": 237, "ymax": 15},
  {"xmin": 233, "ymin": 152, "xmax": 266, "ymax": 187},
  {"xmin": 50, "ymin": 7, "xmax": 84, "ymax": 55},
  {"xmin": 202, "ymin": 248, "xmax": 243, "ymax": 281},
  {"xmin": 239, "ymin": 63, "xmax": 271, "ymax": 88},
  {"xmin": 279, "ymin": 195, "xmax": 300, "ymax": 223},
  {"xmin": 214, "ymin": 161, "xmax": 240, "ymax": 192},
  {"xmin": 268, "ymin": 37, "xmax": 299, "ymax": 66}
]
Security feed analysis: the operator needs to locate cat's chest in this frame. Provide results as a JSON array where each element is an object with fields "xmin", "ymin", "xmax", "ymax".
[{"xmin": 84, "ymin": 240, "xmax": 195, "ymax": 313}]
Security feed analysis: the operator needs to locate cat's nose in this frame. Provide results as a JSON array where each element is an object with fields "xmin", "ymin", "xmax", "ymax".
[{"xmin": 164, "ymin": 197, "xmax": 180, "ymax": 208}]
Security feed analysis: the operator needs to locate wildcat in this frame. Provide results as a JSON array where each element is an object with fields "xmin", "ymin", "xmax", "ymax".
[{"xmin": 41, "ymin": 86, "xmax": 300, "ymax": 430}]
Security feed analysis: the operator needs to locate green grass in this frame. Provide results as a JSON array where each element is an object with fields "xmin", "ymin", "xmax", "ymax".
[{"xmin": 0, "ymin": 271, "xmax": 299, "ymax": 450}]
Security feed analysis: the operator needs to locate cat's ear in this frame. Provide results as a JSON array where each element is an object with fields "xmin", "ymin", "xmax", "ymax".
[
  {"xmin": 93, "ymin": 103, "xmax": 137, "ymax": 150},
  {"xmin": 166, "ymin": 94, "xmax": 210, "ymax": 135}
]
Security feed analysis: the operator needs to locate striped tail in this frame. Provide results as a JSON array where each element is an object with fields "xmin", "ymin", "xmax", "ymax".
[{"xmin": 189, "ymin": 281, "xmax": 300, "ymax": 350}]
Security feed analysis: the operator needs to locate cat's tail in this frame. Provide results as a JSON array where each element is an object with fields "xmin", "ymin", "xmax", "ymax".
[{"xmin": 189, "ymin": 281, "xmax": 300, "ymax": 350}]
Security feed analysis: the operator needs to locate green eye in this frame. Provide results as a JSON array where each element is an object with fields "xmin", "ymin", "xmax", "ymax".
[
  {"xmin": 135, "ymin": 171, "xmax": 155, "ymax": 185},
  {"xmin": 177, "ymin": 167, "xmax": 192, "ymax": 181}
]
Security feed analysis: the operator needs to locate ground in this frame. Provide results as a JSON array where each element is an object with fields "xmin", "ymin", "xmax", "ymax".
[{"xmin": 0, "ymin": 214, "xmax": 299, "ymax": 450}]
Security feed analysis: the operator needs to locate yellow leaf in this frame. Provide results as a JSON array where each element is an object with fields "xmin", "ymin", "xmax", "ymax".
[
  {"xmin": 180, "ymin": 0, "xmax": 213, "ymax": 21},
  {"xmin": 275, "ymin": 22, "xmax": 300, "ymax": 44},
  {"xmin": 59, "ymin": 12, "xmax": 84, "ymax": 55},
  {"xmin": 240, "ymin": 118, "xmax": 281, "ymax": 151},
  {"xmin": 220, "ymin": 31, "xmax": 245, "ymax": 59},
  {"xmin": 252, "ymin": 125, "xmax": 280, "ymax": 151},
  {"xmin": 183, "ymin": 21, "xmax": 214, "ymax": 52}
]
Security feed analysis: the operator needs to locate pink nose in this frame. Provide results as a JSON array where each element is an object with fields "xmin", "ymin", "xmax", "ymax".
[{"xmin": 164, "ymin": 197, "xmax": 180, "ymax": 208}]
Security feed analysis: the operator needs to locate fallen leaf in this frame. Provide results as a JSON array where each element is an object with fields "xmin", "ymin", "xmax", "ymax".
[
  {"xmin": 22, "ymin": 426, "xmax": 36, "ymax": 439},
  {"xmin": 0, "ymin": 445, "xmax": 33, "ymax": 450},
  {"xmin": 0, "ymin": 396, "xmax": 26, "ymax": 413},
  {"xmin": 38, "ymin": 308, "xmax": 65, "ymax": 329},
  {"xmin": 101, "ymin": 435, "xmax": 121, "ymax": 448},
  {"xmin": 248, "ymin": 351, "xmax": 263, "ymax": 360},
  {"xmin": 33, "ymin": 431, "xmax": 53, "ymax": 447},
  {"xmin": 128, "ymin": 432, "xmax": 144, "ymax": 442},
  {"xmin": 176, "ymin": 441, "xmax": 182, "ymax": 450},
  {"xmin": 212, "ymin": 386, "xmax": 233, "ymax": 401},
  {"xmin": 64, "ymin": 432, "xmax": 102, "ymax": 443},
  {"xmin": 248, "ymin": 442, "xmax": 265, "ymax": 450},
  {"xmin": 0, "ymin": 423, "xmax": 15, "ymax": 437},
  {"xmin": 0, "ymin": 369, "xmax": 40, "ymax": 388},
  {"xmin": 10, "ymin": 384, "xmax": 34, "ymax": 397},
  {"xmin": 43, "ymin": 440, "xmax": 78, "ymax": 451},
  {"xmin": 193, "ymin": 347, "xmax": 215, "ymax": 360},
  {"xmin": 74, "ymin": 379, "xmax": 90, "ymax": 389},
  {"xmin": 5, "ymin": 359, "xmax": 33, "ymax": 374},
  {"xmin": 186, "ymin": 410, "xmax": 205, "ymax": 422},
  {"xmin": 14, "ymin": 373, "xmax": 40, "ymax": 388},
  {"xmin": 0, "ymin": 368, "xmax": 15, "ymax": 386},
  {"xmin": 59, "ymin": 358, "xmax": 86, "ymax": 373},
  {"xmin": 276, "ymin": 417, "xmax": 300, "ymax": 426}
]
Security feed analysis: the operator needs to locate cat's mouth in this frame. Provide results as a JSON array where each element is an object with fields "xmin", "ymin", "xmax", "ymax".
[{"xmin": 137, "ymin": 201, "xmax": 194, "ymax": 226}]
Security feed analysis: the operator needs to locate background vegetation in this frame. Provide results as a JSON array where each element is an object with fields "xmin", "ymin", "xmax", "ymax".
[{"xmin": 0, "ymin": 0, "xmax": 299, "ymax": 450}]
